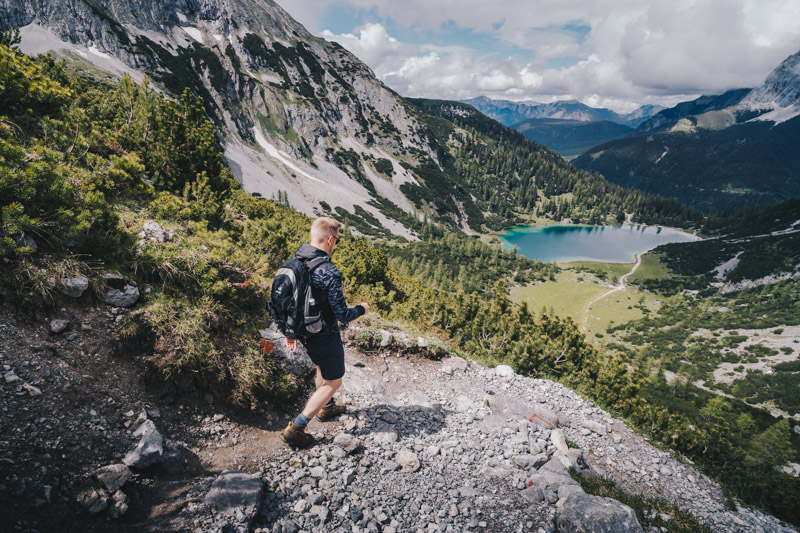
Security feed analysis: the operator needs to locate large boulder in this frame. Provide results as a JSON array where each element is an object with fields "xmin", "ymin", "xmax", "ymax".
[
  {"xmin": 556, "ymin": 493, "xmax": 644, "ymax": 533},
  {"xmin": 204, "ymin": 471, "xmax": 263, "ymax": 528},
  {"xmin": 259, "ymin": 324, "xmax": 315, "ymax": 377}
]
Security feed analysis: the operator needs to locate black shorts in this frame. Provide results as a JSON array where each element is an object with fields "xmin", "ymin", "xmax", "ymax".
[{"xmin": 302, "ymin": 331, "xmax": 345, "ymax": 380}]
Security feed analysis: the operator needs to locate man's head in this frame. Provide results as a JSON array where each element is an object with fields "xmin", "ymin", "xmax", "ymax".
[{"xmin": 310, "ymin": 216, "xmax": 342, "ymax": 255}]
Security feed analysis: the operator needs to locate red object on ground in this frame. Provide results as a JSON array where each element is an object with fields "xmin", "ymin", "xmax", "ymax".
[
  {"xmin": 259, "ymin": 340, "xmax": 274, "ymax": 353},
  {"xmin": 528, "ymin": 413, "xmax": 556, "ymax": 428}
]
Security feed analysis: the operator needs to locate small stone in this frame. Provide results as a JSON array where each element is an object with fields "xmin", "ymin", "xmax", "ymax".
[
  {"xmin": 108, "ymin": 490, "xmax": 129, "ymax": 518},
  {"xmin": 311, "ymin": 505, "xmax": 330, "ymax": 523},
  {"xmin": 22, "ymin": 383, "xmax": 42, "ymax": 397},
  {"xmin": 333, "ymin": 433, "xmax": 360, "ymax": 454},
  {"xmin": 495, "ymin": 365, "xmax": 515, "ymax": 379},
  {"xmin": 103, "ymin": 285, "xmax": 139, "ymax": 308},
  {"xmin": 396, "ymin": 449, "xmax": 420, "ymax": 472},
  {"xmin": 77, "ymin": 488, "xmax": 109, "ymax": 514},
  {"xmin": 123, "ymin": 420, "xmax": 163, "ymax": 468},
  {"xmin": 49, "ymin": 319, "xmax": 69, "ymax": 334},
  {"xmin": 380, "ymin": 330, "xmax": 393, "ymax": 347},
  {"xmin": 416, "ymin": 336, "xmax": 429, "ymax": 348},
  {"xmin": 380, "ymin": 411, "xmax": 398, "ymax": 424},
  {"xmin": 61, "ymin": 276, "xmax": 89, "ymax": 298},
  {"xmin": 94, "ymin": 464, "xmax": 133, "ymax": 493},
  {"xmin": 4, "ymin": 371, "xmax": 21, "ymax": 384}
]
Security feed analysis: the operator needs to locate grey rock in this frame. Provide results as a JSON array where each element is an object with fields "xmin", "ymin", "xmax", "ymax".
[
  {"xmin": 4, "ymin": 371, "xmax": 21, "ymax": 384},
  {"xmin": 123, "ymin": 420, "xmax": 163, "ymax": 468},
  {"xmin": 556, "ymin": 493, "xmax": 644, "ymax": 533},
  {"xmin": 557, "ymin": 484, "xmax": 585, "ymax": 500},
  {"xmin": 309, "ymin": 466, "xmax": 326, "ymax": 479},
  {"xmin": 310, "ymin": 504, "xmax": 330, "ymax": 523},
  {"xmin": 49, "ymin": 319, "xmax": 69, "ymax": 333},
  {"xmin": 77, "ymin": 488, "xmax": 108, "ymax": 514},
  {"xmin": 139, "ymin": 221, "xmax": 174, "ymax": 242},
  {"xmin": 61, "ymin": 275, "xmax": 89, "ymax": 297},
  {"xmin": 108, "ymin": 490, "xmax": 129, "ymax": 518},
  {"xmin": 416, "ymin": 336, "xmax": 429, "ymax": 348},
  {"xmin": 204, "ymin": 471, "xmax": 263, "ymax": 527},
  {"xmin": 93, "ymin": 464, "xmax": 132, "ymax": 493},
  {"xmin": 380, "ymin": 411, "xmax": 398, "ymax": 424},
  {"xmin": 551, "ymin": 429, "xmax": 569, "ymax": 454},
  {"xmin": 259, "ymin": 324, "xmax": 315, "ymax": 377},
  {"xmin": 333, "ymin": 432, "xmax": 360, "ymax": 454},
  {"xmin": 495, "ymin": 365, "xmax": 515, "ymax": 379},
  {"xmin": 522, "ymin": 485, "xmax": 544, "ymax": 503},
  {"xmin": 103, "ymin": 285, "xmax": 140, "ymax": 308},
  {"xmin": 14, "ymin": 234, "xmax": 37, "ymax": 250},
  {"xmin": 374, "ymin": 431, "xmax": 398, "ymax": 446},
  {"xmin": 380, "ymin": 329, "xmax": 393, "ymax": 347},
  {"xmin": 539, "ymin": 468, "xmax": 577, "ymax": 491},
  {"xmin": 513, "ymin": 454, "xmax": 539, "ymax": 470},
  {"xmin": 396, "ymin": 449, "xmax": 421, "ymax": 472},
  {"xmin": 794, "ymin": 425, "xmax": 800, "ymax": 436},
  {"xmin": 582, "ymin": 420, "xmax": 608, "ymax": 436}
]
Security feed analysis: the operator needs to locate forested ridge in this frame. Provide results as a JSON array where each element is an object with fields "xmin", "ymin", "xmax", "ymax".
[
  {"xmin": 406, "ymin": 98, "xmax": 703, "ymax": 230},
  {"xmin": 1, "ymin": 37, "xmax": 798, "ymax": 527}
]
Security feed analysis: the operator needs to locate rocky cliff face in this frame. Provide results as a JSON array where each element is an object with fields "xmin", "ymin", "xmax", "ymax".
[
  {"xmin": 5, "ymin": 0, "xmax": 438, "ymax": 235},
  {"xmin": 740, "ymin": 50, "xmax": 800, "ymax": 123}
]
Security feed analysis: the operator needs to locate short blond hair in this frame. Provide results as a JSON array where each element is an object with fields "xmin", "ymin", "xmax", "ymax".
[{"xmin": 310, "ymin": 216, "xmax": 342, "ymax": 244}]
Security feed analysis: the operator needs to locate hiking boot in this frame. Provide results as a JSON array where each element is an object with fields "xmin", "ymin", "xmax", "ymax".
[
  {"xmin": 280, "ymin": 422, "xmax": 315, "ymax": 449},
  {"xmin": 315, "ymin": 399, "xmax": 346, "ymax": 422}
]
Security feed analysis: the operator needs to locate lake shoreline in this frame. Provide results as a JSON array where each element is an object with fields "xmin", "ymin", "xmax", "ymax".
[{"xmin": 498, "ymin": 222, "xmax": 701, "ymax": 264}]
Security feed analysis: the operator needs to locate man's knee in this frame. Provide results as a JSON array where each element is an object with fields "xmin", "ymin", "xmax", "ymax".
[{"xmin": 325, "ymin": 377, "xmax": 343, "ymax": 390}]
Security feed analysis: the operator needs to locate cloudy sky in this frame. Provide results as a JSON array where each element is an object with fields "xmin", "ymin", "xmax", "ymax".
[{"xmin": 276, "ymin": 0, "xmax": 800, "ymax": 112}]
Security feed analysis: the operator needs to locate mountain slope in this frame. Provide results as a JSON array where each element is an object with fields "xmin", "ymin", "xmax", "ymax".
[
  {"xmin": 574, "ymin": 50, "xmax": 800, "ymax": 212},
  {"xmin": 633, "ymin": 89, "xmax": 751, "ymax": 134},
  {"xmin": 512, "ymin": 118, "xmax": 634, "ymax": 159},
  {"xmin": 6, "ymin": 0, "xmax": 697, "ymax": 237}
]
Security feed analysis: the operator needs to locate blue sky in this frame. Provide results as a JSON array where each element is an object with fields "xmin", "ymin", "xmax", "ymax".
[{"xmin": 277, "ymin": 0, "xmax": 800, "ymax": 112}]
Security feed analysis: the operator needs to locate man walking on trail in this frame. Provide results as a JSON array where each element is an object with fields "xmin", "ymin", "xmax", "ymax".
[{"xmin": 280, "ymin": 217, "xmax": 369, "ymax": 448}]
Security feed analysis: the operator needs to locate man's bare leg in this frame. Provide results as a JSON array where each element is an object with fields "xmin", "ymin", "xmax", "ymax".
[{"xmin": 301, "ymin": 377, "xmax": 342, "ymax": 419}]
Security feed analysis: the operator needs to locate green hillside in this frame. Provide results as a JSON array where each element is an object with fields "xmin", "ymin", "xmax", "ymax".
[
  {"xmin": 573, "ymin": 117, "xmax": 800, "ymax": 212},
  {"xmin": 406, "ymin": 98, "xmax": 702, "ymax": 229}
]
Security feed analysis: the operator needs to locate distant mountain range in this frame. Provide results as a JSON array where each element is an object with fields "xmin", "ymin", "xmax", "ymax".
[
  {"xmin": 462, "ymin": 96, "xmax": 663, "ymax": 128},
  {"xmin": 511, "ymin": 119, "xmax": 633, "ymax": 159},
  {"xmin": 462, "ymin": 97, "xmax": 662, "ymax": 158},
  {"xmin": 574, "ymin": 49, "xmax": 800, "ymax": 212}
]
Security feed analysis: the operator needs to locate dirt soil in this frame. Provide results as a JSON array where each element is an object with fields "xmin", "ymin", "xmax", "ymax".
[{"xmin": 0, "ymin": 294, "xmax": 373, "ymax": 533}]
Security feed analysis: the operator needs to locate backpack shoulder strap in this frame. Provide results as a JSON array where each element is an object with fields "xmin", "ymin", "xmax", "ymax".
[{"xmin": 306, "ymin": 256, "xmax": 330, "ymax": 273}]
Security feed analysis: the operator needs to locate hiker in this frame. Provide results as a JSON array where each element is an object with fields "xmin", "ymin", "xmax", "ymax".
[{"xmin": 280, "ymin": 217, "xmax": 369, "ymax": 448}]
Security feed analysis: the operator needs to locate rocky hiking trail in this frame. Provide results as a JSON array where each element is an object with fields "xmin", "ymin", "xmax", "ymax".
[{"xmin": 0, "ymin": 300, "xmax": 796, "ymax": 533}]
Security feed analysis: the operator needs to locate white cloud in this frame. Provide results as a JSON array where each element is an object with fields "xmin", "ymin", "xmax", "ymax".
[{"xmin": 278, "ymin": 0, "xmax": 800, "ymax": 111}]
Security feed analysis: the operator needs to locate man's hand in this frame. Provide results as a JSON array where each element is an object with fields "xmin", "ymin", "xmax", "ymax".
[
  {"xmin": 359, "ymin": 302, "xmax": 370, "ymax": 315},
  {"xmin": 286, "ymin": 338, "xmax": 297, "ymax": 351}
]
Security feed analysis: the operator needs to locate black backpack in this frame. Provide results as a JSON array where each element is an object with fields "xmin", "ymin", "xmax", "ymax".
[{"xmin": 268, "ymin": 256, "xmax": 330, "ymax": 339}]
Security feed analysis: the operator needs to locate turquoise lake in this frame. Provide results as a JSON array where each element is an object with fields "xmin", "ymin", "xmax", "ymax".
[{"xmin": 498, "ymin": 224, "xmax": 700, "ymax": 263}]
